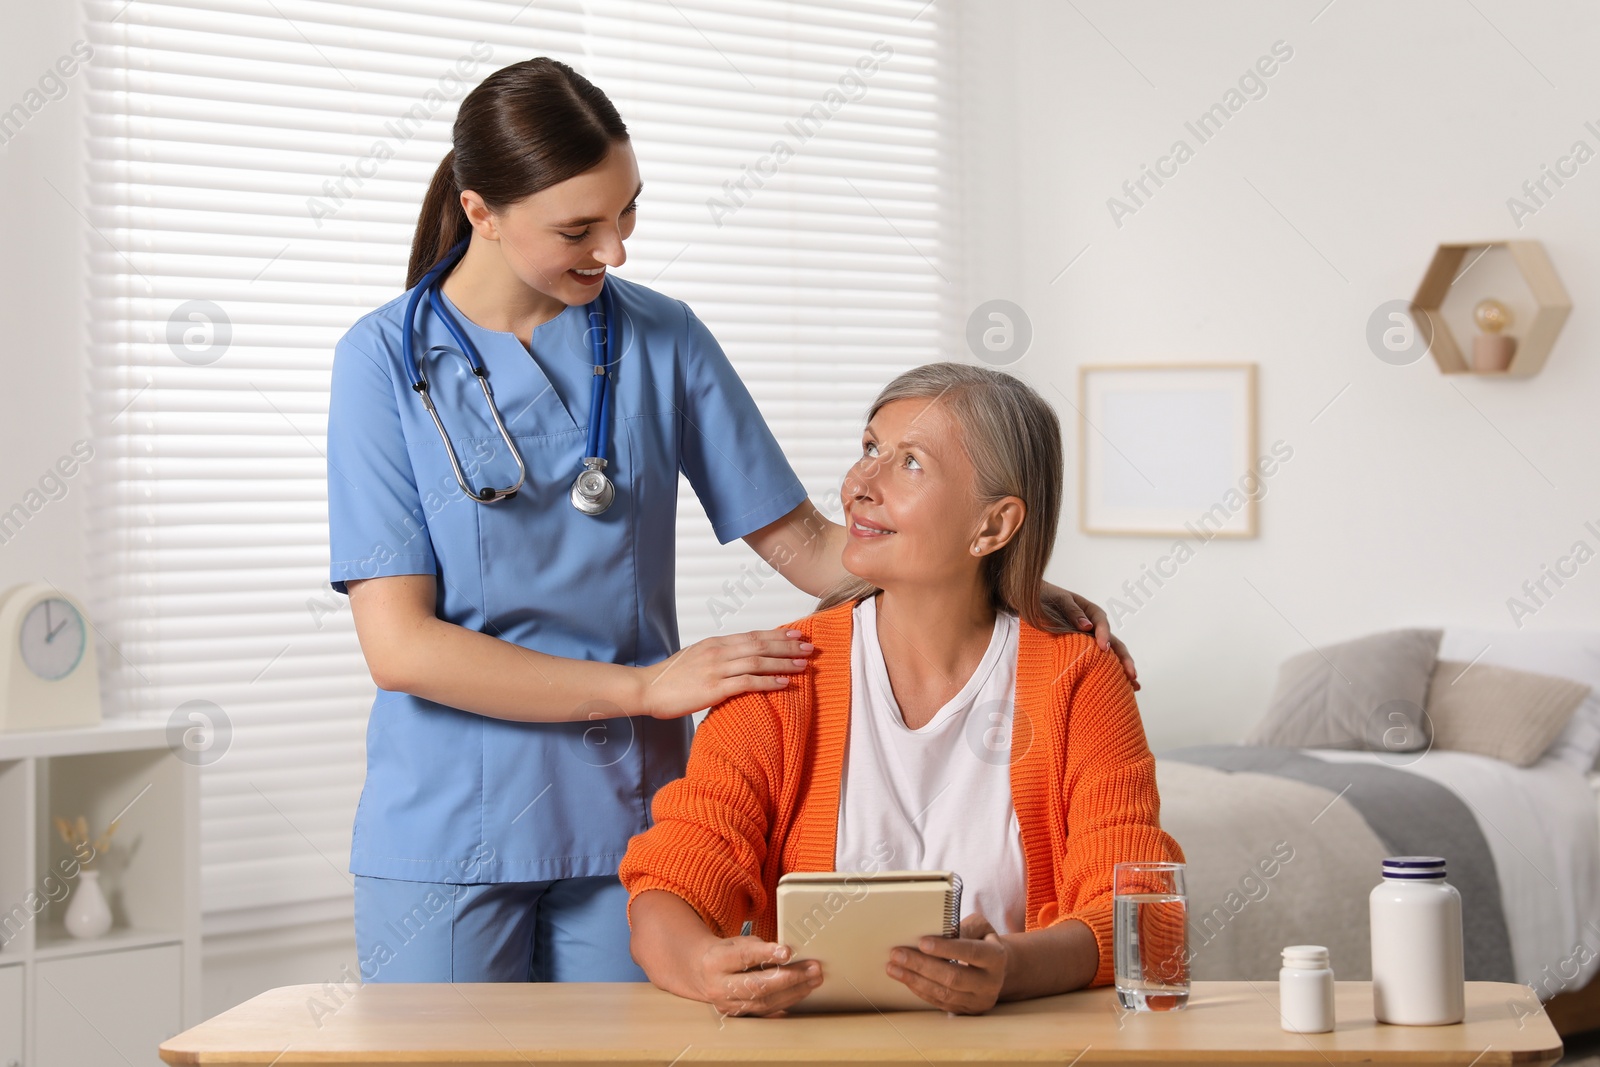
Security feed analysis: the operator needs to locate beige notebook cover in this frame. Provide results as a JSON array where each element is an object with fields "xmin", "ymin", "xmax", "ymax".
[{"xmin": 774, "ymin": 869, "xmax": 962, "ymax": 1013}]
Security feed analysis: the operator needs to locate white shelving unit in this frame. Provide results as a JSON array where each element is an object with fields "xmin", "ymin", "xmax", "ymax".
[{"xmin": 0, "ymin": 720, "xmax": 199, "ymax": 1066}]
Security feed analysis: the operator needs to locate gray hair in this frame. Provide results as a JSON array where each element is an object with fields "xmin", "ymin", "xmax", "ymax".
[{"xmin": 818, "ymin": 362, "xmax": 1072, "ymax": 632}]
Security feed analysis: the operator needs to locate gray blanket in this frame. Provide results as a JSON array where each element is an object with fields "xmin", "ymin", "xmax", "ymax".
[{"xmin": 1162, "ymin": 745, "xmax": 1514, "ymax": 982}]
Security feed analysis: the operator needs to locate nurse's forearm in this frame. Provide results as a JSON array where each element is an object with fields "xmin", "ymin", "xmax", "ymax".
[
  {"xmin": 743, "ymin": 501, "xmax": 851, "ymax": 599},
  {"xmin": 388, "ymin": 619, "xmax": 643, "ymax": 722},
  {"xmin": 347, "ymin": 574, "xmax": 642, "ymax": 723}
]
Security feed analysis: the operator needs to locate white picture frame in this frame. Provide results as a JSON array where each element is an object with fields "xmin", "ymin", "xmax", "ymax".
[{"xmin": 1077, "ymin": 363, "xmax": 1258, "ymax": 538}]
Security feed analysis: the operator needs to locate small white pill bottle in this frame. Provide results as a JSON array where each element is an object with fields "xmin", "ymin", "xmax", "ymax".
[
  {"xmin": 1369, "ymin": 856, "xmax": 1465, "ymax": 1025},
  {"xmin": 1279, "ymin": 945, "xmax": 1335, "ymax": 1033}
]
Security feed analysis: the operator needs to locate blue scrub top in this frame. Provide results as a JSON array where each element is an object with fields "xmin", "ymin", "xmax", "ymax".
[{"xmin": 326, "ymin": 274, "xmax": 806, "ymax": 884}]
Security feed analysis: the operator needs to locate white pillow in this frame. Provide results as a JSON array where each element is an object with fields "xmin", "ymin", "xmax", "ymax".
[{"xmin": 1439, "ymin": 628, "xmax": 1600, "ymax": 773}]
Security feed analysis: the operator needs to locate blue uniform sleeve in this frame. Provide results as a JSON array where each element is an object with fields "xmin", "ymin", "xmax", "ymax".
[
  {"xmin": 326, "ymin": 330, "xmax": 438, "ymax": 594},
  {"xmin": 676, "ymin": 303, "xmax": 807, "ymax": 544}
]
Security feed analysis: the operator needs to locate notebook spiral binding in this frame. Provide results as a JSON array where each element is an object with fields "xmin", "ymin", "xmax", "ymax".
[{"xmin": 943, "ymin": 873, "xmax": 963, "ymax": 938}]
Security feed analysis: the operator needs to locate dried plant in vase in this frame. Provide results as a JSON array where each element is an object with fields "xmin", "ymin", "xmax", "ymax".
[
  {"xmin": 53, "ymin": 814, "xmax": 120, "ymax": 868},
  {"xmin": 53, "ymin": 814, "xmax": 120, "ymax": 939}
]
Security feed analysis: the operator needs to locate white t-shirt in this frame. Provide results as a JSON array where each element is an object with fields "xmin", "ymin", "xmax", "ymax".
[{"xmin": 833, "ymin": 595, "xmax": 1028, "ymax": 934}]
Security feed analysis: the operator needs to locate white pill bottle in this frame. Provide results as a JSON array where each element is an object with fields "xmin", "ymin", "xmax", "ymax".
[
  {"xmin": 1279, "ymin": 945, "xmax": 1336, "ymax": 1033},
  {"xmin": 1369, "ymin": 856, "xmax": 1465, "ymax": 1025}
]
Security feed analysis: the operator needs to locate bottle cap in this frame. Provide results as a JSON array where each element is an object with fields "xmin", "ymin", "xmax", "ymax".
[
  {"xmin": 1382, "ymin": 856, "xmax": 1446, "ymax": 879},
  {"xmin": 1282, "ymin": 945, "xmax": 1329, "ymax": 968}
]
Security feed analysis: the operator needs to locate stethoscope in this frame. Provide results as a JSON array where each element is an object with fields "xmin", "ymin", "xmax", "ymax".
[{"xmin": 400, "ymin": 236, "xmax": 616, "ymax": 515}]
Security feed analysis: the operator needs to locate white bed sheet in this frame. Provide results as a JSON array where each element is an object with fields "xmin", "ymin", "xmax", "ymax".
[{"xmin": 1300, "ymin": 747, "xmax": 1600, "ymax": 997}]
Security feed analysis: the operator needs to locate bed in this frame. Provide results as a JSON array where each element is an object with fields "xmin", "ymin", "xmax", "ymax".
[{"xmin": 1152, "ymin": 627, "xmax": 1600, "ymax": 1037}]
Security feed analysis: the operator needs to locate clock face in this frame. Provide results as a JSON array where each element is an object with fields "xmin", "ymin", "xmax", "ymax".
[{"xmin": 19, "ymin": 597, "xmax": 87, "ymax": 681}]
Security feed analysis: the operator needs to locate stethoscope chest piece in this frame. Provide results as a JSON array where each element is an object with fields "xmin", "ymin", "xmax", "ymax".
[{"xmin": 570, "ymin": 457, "xmax": 615, "ymax": 516}]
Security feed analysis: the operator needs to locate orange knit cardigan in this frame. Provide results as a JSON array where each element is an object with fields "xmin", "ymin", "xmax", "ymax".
[{"xmin": 618, "ymin": 599, "xmax": 1185, "ymax": 988}]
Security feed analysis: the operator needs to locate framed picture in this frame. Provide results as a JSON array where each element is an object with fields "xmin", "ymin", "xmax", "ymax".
[{"xmin": 1077, "ymin": 363, "xmax": 1258, "ymax": 538}]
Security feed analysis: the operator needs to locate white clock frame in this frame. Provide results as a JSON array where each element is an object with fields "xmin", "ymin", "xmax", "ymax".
[{"xmin": 0, "ymin": 583, "xmax": 103, "ymax": 733}]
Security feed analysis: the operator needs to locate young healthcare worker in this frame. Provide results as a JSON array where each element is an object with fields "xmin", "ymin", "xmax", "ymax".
[{"xmin": 326, "ymin": 57, "xmax": 1132, "ymax": 984}]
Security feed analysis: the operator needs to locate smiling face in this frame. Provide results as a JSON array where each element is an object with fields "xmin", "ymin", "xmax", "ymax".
[
  {"xmin": 461, "ymin": 139, "xmax": 641, "ymax": 307},
  {"xmin": 840, "ymin": 396, "xmax": 1025, "ymax": 594}
]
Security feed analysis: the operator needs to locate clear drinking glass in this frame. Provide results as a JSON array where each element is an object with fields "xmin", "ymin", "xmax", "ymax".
[{"xmin": 1113, "ymin": 860, "xmax": 1190, "ymax": 1011}]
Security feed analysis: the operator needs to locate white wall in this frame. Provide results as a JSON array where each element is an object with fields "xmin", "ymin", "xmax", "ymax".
[
  {"xmin": 959, "ymin": 0, "xmax": 1600, "ymax": 750},
  {"xmin": 0, "ymin": 2, "xmax": 91, "ymax": 600}
]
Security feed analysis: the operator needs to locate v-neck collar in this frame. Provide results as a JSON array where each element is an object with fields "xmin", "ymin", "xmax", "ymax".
[
  {"xmin": 427, "ymin": 287, "xmax": 585, "ymax": 432},
  {"xmin": 437, "ymin": 288, "xmax": 581, "ymax": 354}
]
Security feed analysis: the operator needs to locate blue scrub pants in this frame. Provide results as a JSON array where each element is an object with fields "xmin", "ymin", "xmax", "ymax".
[{"xmin": 353, "ymin": 873, "xmax": 647, "ymax": 982}]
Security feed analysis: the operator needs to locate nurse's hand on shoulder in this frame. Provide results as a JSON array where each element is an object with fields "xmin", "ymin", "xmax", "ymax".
[
  {"xmin": 1046, "ymin": 585, "xmax": 1139, "ymax": 692},
  {"xmin": 696, "ymin": 937, "xmax": 821, "ymax": 1017},
  {"xmin": 638, "ymin": 628, "xmax": 816, "ymax": 719}
]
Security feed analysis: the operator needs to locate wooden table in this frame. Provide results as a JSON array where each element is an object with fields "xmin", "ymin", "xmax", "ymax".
[{"xmin": 159, "ymin": 980, "xmax": 1563, "ymax": 1066}]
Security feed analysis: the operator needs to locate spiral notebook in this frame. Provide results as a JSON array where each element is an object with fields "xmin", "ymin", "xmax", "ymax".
[{"xmin": 774, "ymin": 869, "xmax": 962, "ymax": 1013}]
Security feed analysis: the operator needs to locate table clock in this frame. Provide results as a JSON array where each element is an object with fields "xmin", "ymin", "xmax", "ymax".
[{"xmin": 0, "ymin": 582, "xmax": 103, "ymax": 732}]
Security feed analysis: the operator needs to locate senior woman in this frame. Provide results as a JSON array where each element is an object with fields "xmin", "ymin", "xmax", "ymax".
[{"xmin": 619, "ymin": 362, "xmax": 1184, "ymax": 1016}]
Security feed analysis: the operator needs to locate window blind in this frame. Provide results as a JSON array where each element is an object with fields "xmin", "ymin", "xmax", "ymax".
[{"xmin": 85, "ymin": 0, "xmax": 956, "ymax": 933}]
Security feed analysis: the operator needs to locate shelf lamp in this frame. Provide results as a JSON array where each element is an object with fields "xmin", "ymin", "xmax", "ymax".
[
  {"xmin": 1408, "ymin": 240, "xmax": 1570, "ymax": 378},
  {"xmin": 1472, "ymin": 298, "xmax": 1516, "ymax": 373}
]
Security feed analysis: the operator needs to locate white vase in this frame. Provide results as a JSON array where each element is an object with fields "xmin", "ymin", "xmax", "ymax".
[{"xmin": 64, "ymin": 869, "xmax": 112, "ymax": 939}]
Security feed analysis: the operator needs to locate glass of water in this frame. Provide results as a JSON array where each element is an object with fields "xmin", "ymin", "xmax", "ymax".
[{"xmin": 1113, "ymin": 861, "xmax": 1189, "ymax": 1011}]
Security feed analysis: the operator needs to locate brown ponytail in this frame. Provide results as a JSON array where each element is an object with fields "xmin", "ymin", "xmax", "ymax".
[{"xmin": 406, "ymin": 57, "xmax": 629, "ymax": 289}]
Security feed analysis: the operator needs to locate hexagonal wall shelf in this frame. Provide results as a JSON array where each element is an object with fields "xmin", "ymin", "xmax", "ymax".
[{"xmin": 1409, "ymin": 240, "xmax": 1571, "ymax": 378}]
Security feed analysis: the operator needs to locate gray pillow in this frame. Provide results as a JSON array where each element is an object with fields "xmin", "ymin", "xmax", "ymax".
[{"xmin": 1246, "ymin": 629, "xmax": 1443, "ymax": 752}]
